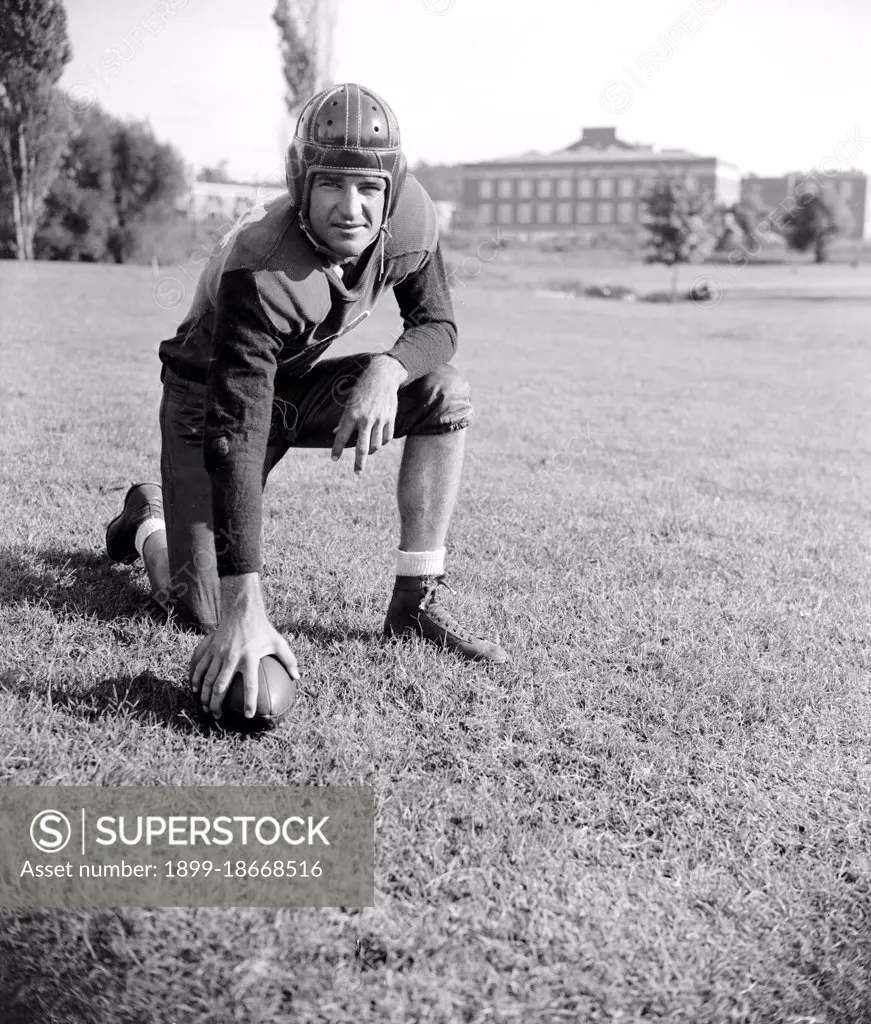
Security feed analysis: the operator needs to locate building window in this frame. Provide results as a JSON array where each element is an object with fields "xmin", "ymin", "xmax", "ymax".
[
  {"xmin": 840, "ymin": 180, "xmax": 854, "ymax": 199},
  {"xmin": 618, "ymin": 177, "xmax": 634, "ymax": 198},
  {"xmin": 576, "ymin": 201, "xmax": 593, "ymax": 224},
  {"xmin": 617, "ymin": 202, "xmax": 635, "ymax": 224},
  {"xmin": 598, "ymin": 178, "xmax": 614, "ymax": 198},
  {"xmin": 497, "ymin": 179, "xmax": 513, "ymax": 199},
  {"xmin": 517, "ymin": 179, "xmax": 533, "ymax": 198},
  {"xmin": 517, "ymin": 202, "xmax": 532, "ymax": 224},
  {"xmin": 480, "ymin": 203, "xmax": 495, "ymax": 223},
  {"xmin": 557, "ymin": 178, "xmax": 573, "ymax": 198},
  {"xmin": 497, "ymin": 203, "xmax": 513, "ymax": 224},
  {"xmin": 578, "ymin": 178, "xmax": 594, "ymax": 198},
  {"xmin": 537, "ymin": 202, "xmax": 553, "ymax": 224},
  {"xmin": 597, "ymin": 203, "xmax": 613, "ymax": 224},
  {"xmin": 684, "ymin": 174, "xmax": 698, "ymax": 191},
  {"xmin": 479, "ymin": 179, "xmax": 494, "ymax": 199},
  {"xmin": 537, "ymin": 178, "xmax": 553, "ymax": 198},
  {"xmin": 557, "ymin": 202, "xmax": 573, "ymax": 224}
]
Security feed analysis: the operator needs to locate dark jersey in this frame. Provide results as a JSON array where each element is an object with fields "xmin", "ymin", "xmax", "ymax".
[{"xmin": 158, "ymin": 174, "xmax": 457, "ymax": 577}]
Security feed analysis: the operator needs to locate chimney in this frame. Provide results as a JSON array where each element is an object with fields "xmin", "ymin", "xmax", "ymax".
[{"xmin": 581, "ymin": 127, "xmax": 618, "ymax": 148}]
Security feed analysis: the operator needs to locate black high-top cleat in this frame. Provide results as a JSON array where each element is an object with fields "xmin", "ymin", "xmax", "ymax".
[
  {"xmin": 383, "ymin": 574, "xmax": 509, "ymax": 664},
  {"xmin": 105, "ymin": 483, "xmax": 164, "ymax": 564}
]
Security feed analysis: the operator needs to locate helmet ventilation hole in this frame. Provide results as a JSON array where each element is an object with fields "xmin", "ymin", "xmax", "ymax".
[
  {"xmin": 373, "ymin": 126, "xmax": 379, "ymax": 132},
  {"xmin": 327, "ymin": 119, "xmax": 333, "ymax": 125}
]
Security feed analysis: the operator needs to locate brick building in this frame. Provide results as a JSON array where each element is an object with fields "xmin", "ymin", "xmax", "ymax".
[
  {"xmin": 460, "ymin": 127, "xmax": 741, "ymax": 235},
  {"xmin": 741, "ymin": 172, "xmax": 871, "ymax": 240}
]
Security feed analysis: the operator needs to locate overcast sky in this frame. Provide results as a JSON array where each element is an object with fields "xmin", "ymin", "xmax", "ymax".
[{"xmin": 58, "ymin": 0, "xmax": 871, "ymax": 183}]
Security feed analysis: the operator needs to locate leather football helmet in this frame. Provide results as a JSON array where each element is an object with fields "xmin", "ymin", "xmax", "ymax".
[{"xmin": 286, "ymin": 82, "xmax": 407, "ymax": 238}]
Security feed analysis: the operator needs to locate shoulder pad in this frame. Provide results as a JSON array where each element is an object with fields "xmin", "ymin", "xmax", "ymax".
[
  {"xmin": 384, "ymin": 174, "xmax": 439, "ymax": 258},
  {"xmin": 222, "ymin": 197, "xmax": 331, "ymax": 329}
]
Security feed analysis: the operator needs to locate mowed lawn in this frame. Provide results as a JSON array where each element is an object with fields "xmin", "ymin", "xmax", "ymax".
[{"xmin": 0, "ymin": 255, "xmax": 870, "ymax": 1024}]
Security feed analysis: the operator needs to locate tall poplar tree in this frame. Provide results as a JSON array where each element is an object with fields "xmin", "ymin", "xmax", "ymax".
[{"xmin": 0, "ymin": 0, "xmax": 73, "ymax": 258}]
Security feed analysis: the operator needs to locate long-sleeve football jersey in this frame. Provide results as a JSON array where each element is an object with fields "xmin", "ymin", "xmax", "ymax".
[{"xmin": 158, "ymin": 174, "xmax": 457, "ymax": 577}]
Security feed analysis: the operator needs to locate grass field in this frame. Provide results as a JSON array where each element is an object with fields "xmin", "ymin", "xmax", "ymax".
[{"xmin": 0, "ymin": 253, "xmax": 870, "ymax": 1024}]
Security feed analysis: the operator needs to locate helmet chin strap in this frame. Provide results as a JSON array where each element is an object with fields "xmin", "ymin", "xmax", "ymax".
[
  {"xmin": 379, "ymin": 223, "xmax": 392, "ymax": 280},
  {"xmin": 297, "ymin": 211, "xmax": 351, "ymax": 264}
]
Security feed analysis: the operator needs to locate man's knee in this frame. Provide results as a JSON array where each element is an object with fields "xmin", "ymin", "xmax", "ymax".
[
  {"xmin": 417, "ymin": 363, "xmax": 469, "ymax": 399},
  {"xmin": 403, "ymin": 363, "xmax": 474, "ymax": 435}
]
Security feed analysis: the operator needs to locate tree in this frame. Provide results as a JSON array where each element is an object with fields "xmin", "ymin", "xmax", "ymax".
[
  {"xmin": 35, "ymin": 105, "xmax": 116, "ymax": 260},
  {"xmin": 713, "ymin": 191, "xmax": 770, "ymax": 254},
  {"xmin": 641, "ymin": 179, "xmax": 717, "ymax": 299},
  {"xmin": 0, "ymin": 164, "xmax": 16, "ymax": 256},
  {"xmin": 780, "ymin": 180, "xmax": 852, "ymax": 263},
  {"xmin": 273, "ymin": 0, "xmax": 335, "ymax": 120},
  {"xmin": 106, "ymin": 117, "xmax": 186, "ymax": 263},
  {"xmin": 199, "ymin": 160, "xmax": 232, "ymax": 183},
  {"xmin": 0, "ymin": 0, "xmax": 73, "ymax": 259},
  {"xmin": 35, "ymin": 105, "xmax": 187, "ymax": 263}
]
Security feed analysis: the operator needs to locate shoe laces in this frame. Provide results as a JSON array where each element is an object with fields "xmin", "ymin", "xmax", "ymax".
[
  {"xmin": 418, "ymin": 574, "xmax": 457, "ymax": 610},
  {"xmin": 418, "ymin": 575, "xmax": 483, "ymax": 643}
]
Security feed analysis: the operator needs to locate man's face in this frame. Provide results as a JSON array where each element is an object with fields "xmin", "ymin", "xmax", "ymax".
[{"xmin": 307, "ymin": 172, "xmax": 387, "ymax": 259}]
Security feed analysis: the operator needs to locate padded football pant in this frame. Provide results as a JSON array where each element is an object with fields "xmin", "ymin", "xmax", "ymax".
[{"xmin": 156, "ymin": 355, "xmax": 474, "ymax": 631}]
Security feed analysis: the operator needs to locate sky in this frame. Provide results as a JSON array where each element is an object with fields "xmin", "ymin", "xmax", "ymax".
[{"xmin": 58, "ymin": 0, "xmax": 871, "ymax": 183}]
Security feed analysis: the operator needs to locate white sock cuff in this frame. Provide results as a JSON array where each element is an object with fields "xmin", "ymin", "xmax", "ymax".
[
  {"xmin": 134, "ymin": 518, "xmax": 166, "ymax": 560},
  {"xmin": 395, "ymin": 547, "xmax": 446, "ymax": 577}
]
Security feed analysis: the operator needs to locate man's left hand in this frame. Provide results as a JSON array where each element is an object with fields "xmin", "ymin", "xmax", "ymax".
[{"xmin": 332, "ymin": 356, "xmax": 408, "ymax": 474}]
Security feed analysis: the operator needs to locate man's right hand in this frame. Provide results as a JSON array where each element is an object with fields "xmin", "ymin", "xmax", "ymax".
[{"xmin": 188, "ymin": 573, "xmax": 300, "ymax": 719}]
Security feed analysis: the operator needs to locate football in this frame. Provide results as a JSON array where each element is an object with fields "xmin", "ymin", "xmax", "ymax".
[{"xmin": 220, "ymin": 656, "xmax": 297, "ymax": 729}]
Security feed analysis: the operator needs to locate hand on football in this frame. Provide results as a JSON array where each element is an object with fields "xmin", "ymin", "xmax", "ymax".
[
  {"xmin": 332, "ymin": 356, "xmax": 408, "ymax": 475},
  {"xmin": 189, "ymin": 574, "xmax": 300, "ymax": 719}
]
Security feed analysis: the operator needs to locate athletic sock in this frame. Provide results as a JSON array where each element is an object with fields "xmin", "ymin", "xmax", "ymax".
[
  {"xmin": 134, "ymin": 518, "xmax": 166, "ymax": 561},
  {"xmin": 395, "ymin": 547, "xmax": 446, "ymax": 578}
]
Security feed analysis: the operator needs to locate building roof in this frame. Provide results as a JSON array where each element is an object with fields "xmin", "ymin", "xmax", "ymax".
[
  {"xmin": 193, "ymin": 177, "xmax": 285, "ymax": 190},
  {"xmin": 744, "ymin": 170, "xmax": 868, "ymax": 181},
  {"xmin": 462, "ymin": 123, "xmax": 740, "ymax": 173},
  {"xmin": 565, "ymin": 126, "xmax": 636, "ymax": 152},
  {"xmin": 464, "ymin": 146, "xmax": 711, "ymax": 168}
]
